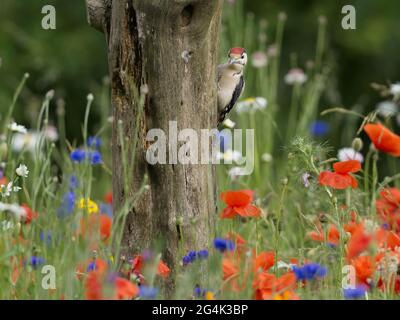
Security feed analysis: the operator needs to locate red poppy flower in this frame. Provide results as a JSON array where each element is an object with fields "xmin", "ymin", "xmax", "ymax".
[
  {"xmin": 376, "ymin": 188, "xmax": 400, "ymax": 230},
  {"xmin": 76, "ymin": 258, "xmax": 108, "ymax": 280},
  {"xmin": 99, "ymin": 215, "xmax": 112, "ymax": 240},
  {"xmin": 253, "ymin": 271, "xmax": 296, "ymax": 300},
  {"xmin": 222, "ymin": 257, "xmax": 239, "ymax": 281},
  {"xmin": 346, "ymin": 224, "xmax": 371, "ymax": 260},
  {"xmin": 222, "ymin": 257, "xmax": 241, "ymax": 292},
  {"xmin": 319, "ymin": 160, "xmax": 361, "ymax": 189},
  {"xmin": 21, "ymin": 204, "xmax": 38, "ymax": 224},
  {"xmin": 344, "ymin": 212, "xmax": 359, "ymax": 234},
  {"xmin": 309, "ymin": 224, "xmax": 340, "ymax": 245},
  {"xmin": 351, "ymin": 255, "xmax": 375, "ymax": 285},
  {"xmin": 364, "ymin": 123, "xmax": 400, "ymax": 157},
  {"xmin": 79, "ymin": 214, "xmax": 112, "ymax": 241},
  {"xmin": 114, "ymin": 277, "xmax": 139, "ymax": 300},
  {"xmin": 253, "ymin": 251, "xmax": 275, "ymax": 273},
  {"xmin": 131, "ymin": 254, "xmax": 170, "ymax": 279},
  {"xmin": 376, "ymin": 228, "xmax": 400, "ymax": 250},
  {"xmin": 157, "ymin": 260, "xmax": 170, "ymax": 278},
  {"xmin": 85, "ymin": 272, "xmax": 103, "ymax": 300},
  {"xmin": 220, "ymin": 190, "xmax": 261, "ymax": 219}
]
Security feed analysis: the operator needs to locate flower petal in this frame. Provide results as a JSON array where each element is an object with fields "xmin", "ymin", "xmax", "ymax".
[
  {"xmin": 319, "ymin": 171, "xmax": 353, "ymax": 189},
  {"xmin": 333, "ymin": 160, "xmax": 361, "ymax": 174},
  {"xmin": 220, "ymin": 190, "xmax": 253, "ymax": 207},
  {"xmin": 364, "ymin": 123, "xmax": 400, "ymax": 157}
]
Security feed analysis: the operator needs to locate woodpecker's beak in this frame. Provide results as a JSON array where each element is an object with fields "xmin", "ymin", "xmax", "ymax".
[{"xmin": 229, "ymin": 54, "xmax": 242, "ymax": 65}]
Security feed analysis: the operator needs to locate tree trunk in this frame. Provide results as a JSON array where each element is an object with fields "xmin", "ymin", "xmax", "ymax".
[{"xmin": 86, "ymin": 0, "xmax": 222, "ymax": 290}]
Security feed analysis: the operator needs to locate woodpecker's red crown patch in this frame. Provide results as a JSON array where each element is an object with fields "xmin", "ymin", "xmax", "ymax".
[{"xmin": 229, "ymin": 47, "xmax": 246, "ymax": 55}]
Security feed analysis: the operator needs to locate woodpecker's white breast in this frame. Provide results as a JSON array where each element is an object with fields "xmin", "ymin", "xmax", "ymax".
[{"xmin": 217, "ymin": 63, "xmax": 244, "ymax": 112}]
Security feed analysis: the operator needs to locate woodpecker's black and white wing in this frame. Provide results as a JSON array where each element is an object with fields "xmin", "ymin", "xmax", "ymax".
[{"xmin": 218, "ymin": 76, "xmax": 244, "ymax": 125}]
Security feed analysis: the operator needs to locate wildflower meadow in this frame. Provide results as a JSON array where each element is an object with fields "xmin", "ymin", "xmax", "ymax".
[{"xmin": 1, "ymin": 0, "xmax": 400, "ymax": 304}]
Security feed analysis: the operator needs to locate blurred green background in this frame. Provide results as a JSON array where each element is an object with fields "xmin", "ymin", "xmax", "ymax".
[{"xmin": 1, "ymin": 0, "xmax": 399, "ymax": 145}]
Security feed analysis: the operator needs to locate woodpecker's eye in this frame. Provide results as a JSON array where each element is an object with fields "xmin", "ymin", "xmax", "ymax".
[{"xmin": 241, "ymin": 55, "xmax": 244, "ymax": 59}]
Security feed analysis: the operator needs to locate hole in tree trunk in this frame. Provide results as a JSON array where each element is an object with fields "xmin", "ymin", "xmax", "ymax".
[{"xmin": 181, "ymin": 5, "xmax": 194, "ymax": 27}]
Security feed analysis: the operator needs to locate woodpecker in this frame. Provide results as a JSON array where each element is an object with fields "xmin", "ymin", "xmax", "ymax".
[{"xmin": 217, "ymin": 47, "xmax": 247, "ymax": 125}]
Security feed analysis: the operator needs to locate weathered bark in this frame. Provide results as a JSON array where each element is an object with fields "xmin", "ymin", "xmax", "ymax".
[
  {"xmin": 85, "ymin": 0, "xmax": 111, "ymax": 33},
  {"xmin": 86, "ymin": 0, "xmax": 222, "ymax": 289}
]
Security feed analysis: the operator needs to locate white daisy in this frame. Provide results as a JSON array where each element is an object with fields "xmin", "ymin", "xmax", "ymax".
[
  {"xmin": 16, "ymin": 164, "xmax": 29, "ymax": 178},
  {"xmin": 11, "ymin": 127, "xmax": 59, "ymax": 154},
  {"xmin": 0, "ymin": 182, "xmax": 21, "ymax": 197},
  {"xmin": 236, "ymin": 97, "xmax": 267, "ymax": 114},
  {"xmin": 376, "ymin": 101, "xmax": 398, "ymax": 118},
  {"xmin": 338, "ymin": 147, "xmax": 364, "ymax": 163},
  {"xmin": 390, "ymin": 83, "xmax": 400, "ymax": 98},
  {"xmin": 8, "ymin": 122, "xmax": 27, "ymax": 134}
]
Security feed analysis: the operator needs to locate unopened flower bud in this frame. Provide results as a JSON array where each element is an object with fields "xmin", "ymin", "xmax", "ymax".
[
  {"xmin": 352, "ymin": 138, "xmax": 363, "ymax": 152},
  {"xmin": 46, "ymin": 89, "xmax": 55, "ymax": 100},
  {"xmin": 87, "ymin": 93, "xmax": 94, "ymax": 102}
]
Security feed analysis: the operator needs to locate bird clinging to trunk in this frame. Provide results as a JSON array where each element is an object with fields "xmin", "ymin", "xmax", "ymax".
[{"xmin": 217, "ymin": 47, "xmax": 247, "ymax": 125}]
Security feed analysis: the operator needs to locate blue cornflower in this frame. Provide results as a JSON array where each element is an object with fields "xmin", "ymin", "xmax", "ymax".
[
  {"xmin": 197, "ymin": 250, "xmax": 209, "ymax": 259},
  {"xmin": 183, "ymin": 249, "xmax": 209, "ymax": 265},
  {"xmin": 194, "ymin": 286, "xmax": 207, "ymax": 298},
  {"xmin": 70, "ymin": 149, "xmax": 85, "ymax": 162},
  {"xmin": 310, "ymin": 120, "xmax": 329, "ymax": 137},
  {"xmin": 70, "ymin": 149, "xmax": 102, "ymax": 165},
  {"xmin": 57, "ymin": 191, "xmax": 75, "ymax": 218},
  {"xmin": 382, "ymin": 223, "xmax": 390, "ymax": 230},
  {"xmin": 88, "ymin": 136, "xmax": 101, "ymax": 149},
  {"xmin": 69, "ymin": 175, "xmax": 79, "ymax": 189},
  {"xmin": 139, "ymin": 286, "xmax": 159, "ymax": 299},
  {"xmin": 86, "ymin": 261, "xmax": 97, "ymax": 272},
  {"xmin": 39, "ymin": 231, "xmax": 52, "ymax": 245},
  {"xmin": 343, "ymin": 286, "xmax": 367, "ymax": 300},
  {"xmin": 292, "ymin": 263, "xmax": 327, "ymax": 281},
  {"xmin": 88, "ymin": 150, "xmax": 102, "ymax": 165},
  {"xmin": 29, "ymin": 256, "xmax": 45, "ymax": 269},
  {"xmin": 183, "ymin": 251, "xmax": 197, "ymax": 266},
  {"xmin": 213, "ymin": 238, "xmax": 235, "ymax": 253}
]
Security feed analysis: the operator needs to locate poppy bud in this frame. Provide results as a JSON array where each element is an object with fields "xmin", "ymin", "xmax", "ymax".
[{"xmin": 351, "ymin": 138, "xmax": 363, "ymax": 152}]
